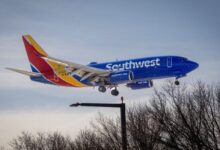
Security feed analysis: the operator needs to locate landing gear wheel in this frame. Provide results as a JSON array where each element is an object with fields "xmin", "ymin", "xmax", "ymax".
[
  {"xmin": 98, "ymin": 86, "xmax": 106, "ymax": 93},
  {"xmin": 111, "ymin": 89, "xmax": 119, "ymax": 96},
  {"xmin": 175, "ymin": 80, "xmax": 180, "ymax": 85}
]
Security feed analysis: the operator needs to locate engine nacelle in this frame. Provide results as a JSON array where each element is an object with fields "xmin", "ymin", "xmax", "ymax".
[
  {"xmin": 126, "ymin": 80, "xmax": 153, "ymax": 90},
  {"xmin": 109, "ymin": 71, "xmax": 134, "ymax": 84}
]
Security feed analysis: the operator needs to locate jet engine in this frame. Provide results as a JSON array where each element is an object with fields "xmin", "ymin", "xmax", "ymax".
[
  {"xmin": 126, "ymin": 80, "xmax": 153, "ymax": 90},
  {"xmin": 109, "ymin": 71, "xmax": 134, "ymax": 84}
]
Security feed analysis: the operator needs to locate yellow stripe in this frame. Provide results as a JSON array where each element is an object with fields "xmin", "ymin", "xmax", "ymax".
[
  {"xmin": 25, "ymin": 35, "xmax": 48, "ymax": 57},
  {"xmin": 46, "ymin": 59, "xmax": 87, "ymax": 87}
]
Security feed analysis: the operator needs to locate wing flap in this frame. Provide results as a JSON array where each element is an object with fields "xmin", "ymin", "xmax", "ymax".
[
  {"xmin": 42, "ymin": 57, "xmax": 110, "ymax": 83},
  {"xmin": 44, "ymin": 57, "xmax": 110, "ymax": 75},
  {"xmin": 80, "ymin": 72, "xmax": 94, "ymax": 81}
]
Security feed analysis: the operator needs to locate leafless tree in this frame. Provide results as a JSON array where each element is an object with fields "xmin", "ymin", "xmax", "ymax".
[
  {"xmin": 10, "ymin": 131, "xmax": 74, "ymax": 150},
  {"xmin": 73, "ymin": 129, "xmax": 104, "ymax": 150},
  {"xmin": 126, "ymin": 103, "xmax": 162, "ymax": 150},
  {"xmin": 148, "ymin": 81, "xmax": 220, "ymax": 150},
  {"xmin": 9, "ymin": 81, "xmax": 220, "ymax": 150}
]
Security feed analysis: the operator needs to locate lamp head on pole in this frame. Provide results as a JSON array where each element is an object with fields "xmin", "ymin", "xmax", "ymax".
[
  {"xmin": 70, "ymin": 103, "xmax": 80, "ymax": 107},
  {"xmin": 121, "ymin": 96, "xmax": 124, "ymax": 103}
]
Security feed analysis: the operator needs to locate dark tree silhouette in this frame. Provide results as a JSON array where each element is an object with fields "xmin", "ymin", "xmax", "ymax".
[
  {"xmin": 147, "ymin": 81, "xmax": 220, "ymax": 150},
  {"xmin": 9, "ymin": 81, "xmax": 220, "ymax": 150},
  {"xmin": 10, "ymin": 131, "xmax": 74, "ymax": 150}
]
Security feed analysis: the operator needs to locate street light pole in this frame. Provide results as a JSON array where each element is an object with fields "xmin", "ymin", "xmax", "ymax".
[
  {"xmin": 70, "ymin": 97, "xmax": 127, "ymax": 150},
  {"xmin": 120, "ymin": 102, "xmax": 127, "ymax": 150}
]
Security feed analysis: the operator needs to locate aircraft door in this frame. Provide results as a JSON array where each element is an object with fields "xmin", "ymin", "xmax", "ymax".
[{"xmin": 167, "ymin": 57, "xmax": 172, "ymax": 68}]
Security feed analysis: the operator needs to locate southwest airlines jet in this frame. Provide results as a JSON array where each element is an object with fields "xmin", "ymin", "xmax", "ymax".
[{"xmin": 6, "ymin": 35, "xmax": 199, "ymax": 96}]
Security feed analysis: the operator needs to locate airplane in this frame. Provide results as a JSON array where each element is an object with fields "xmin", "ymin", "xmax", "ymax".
[{"xmin": 6, "ymin": 35, "xmax": 199, "ymax": 96}]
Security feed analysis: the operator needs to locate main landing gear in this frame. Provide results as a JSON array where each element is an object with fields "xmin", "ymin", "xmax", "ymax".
[
  {"xmin": 111, "ymin": 88, "xmax": 119, "ymax": 96},
  {"xmin": 98, "ymin": 86, "xmax": 119, "ymax": 96},
  {"xmin": 98, "ymin": 86, "xmax": 106, "ymax": 93}
]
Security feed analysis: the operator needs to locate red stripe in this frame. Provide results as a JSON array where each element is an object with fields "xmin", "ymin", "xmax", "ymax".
[{"xmin": 22, "ymin": 36, "xmax": 73, "ymax": 87}]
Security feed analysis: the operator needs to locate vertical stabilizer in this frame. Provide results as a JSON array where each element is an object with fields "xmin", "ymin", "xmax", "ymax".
[{"xmin": 22, "ymin": 35, "xmax": 51, "ymax": 73}]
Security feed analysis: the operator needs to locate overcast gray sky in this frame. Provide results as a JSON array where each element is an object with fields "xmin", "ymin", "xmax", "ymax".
[{"xmin": 0, "ymin": 0, "xmax": 220, "ymax": 147}]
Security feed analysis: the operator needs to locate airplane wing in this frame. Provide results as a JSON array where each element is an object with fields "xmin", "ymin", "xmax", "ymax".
[
  {"xmin": 43, "ymin": 57, "xmax": 111, "ymax": 83},
  {"xmin": 5, "ymin": 67, "xmax": 42, "ymax": 77}
]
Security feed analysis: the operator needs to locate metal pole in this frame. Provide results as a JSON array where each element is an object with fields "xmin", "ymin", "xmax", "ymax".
[{"xmin": 121, "ymin": 103, "xmax": 127, "ymax": 150}]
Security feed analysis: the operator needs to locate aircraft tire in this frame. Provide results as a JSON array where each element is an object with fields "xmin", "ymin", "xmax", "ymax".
[
  {"xmin": 111, "ymin": 89, "xmax": 119, "ymax": 96},
  {"xmin": 175, "ymin": 80, "xmax": 180, "ymax": 85},
  {"xmin": 98, "ymin": 86, "xmax": 106, "ymax": 93}
]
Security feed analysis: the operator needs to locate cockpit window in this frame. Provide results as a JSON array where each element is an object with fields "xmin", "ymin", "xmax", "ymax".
[{"xmin": 172, "ymin": 57, "xmax": 187, "ymax": 63}]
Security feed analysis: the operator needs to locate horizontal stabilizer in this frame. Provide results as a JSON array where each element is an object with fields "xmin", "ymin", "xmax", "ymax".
[{"xmin": 5, "ymin": 67, "xmax": 42, "ymax": 77}]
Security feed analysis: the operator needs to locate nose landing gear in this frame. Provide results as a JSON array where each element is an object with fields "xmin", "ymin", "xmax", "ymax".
[{"xmin": 175, "ymin": 80, "xmax": 180, "ymax": 85}]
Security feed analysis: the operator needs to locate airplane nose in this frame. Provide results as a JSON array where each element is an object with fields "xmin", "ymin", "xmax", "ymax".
[
  {"xmin": 188, "ymin": 61, "xmax": 199, "ymax": 70},
  {"xmin": 192, "ymin": 61, "xmax": 199, "ymax": 69}
]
